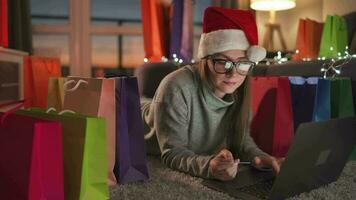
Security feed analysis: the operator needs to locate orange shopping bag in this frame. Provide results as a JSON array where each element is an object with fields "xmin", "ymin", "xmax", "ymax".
[
  {"xmin": 141, "ymin": 0, "xmax": 170, "ymax": 62},
  {"xmin": 24, "ymin": 56, "xmax": 61, "ymax": 108}
]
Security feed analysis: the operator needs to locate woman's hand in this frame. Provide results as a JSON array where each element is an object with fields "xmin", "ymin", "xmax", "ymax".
[
  {"xmin": 209, "ymin": 149, "xmax": 239, "ymax": 181},
  {"xmin": 252, "ymin": 156, "xmax": 285, "ymax": 175}
]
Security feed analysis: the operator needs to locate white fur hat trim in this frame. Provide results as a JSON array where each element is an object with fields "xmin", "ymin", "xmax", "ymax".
[{"xmin": 197, "ymin": 29, "xmax": 266, "ymax": 62}]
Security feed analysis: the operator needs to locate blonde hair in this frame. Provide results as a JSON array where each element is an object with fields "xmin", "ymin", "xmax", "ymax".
[
  {"xmin": 197, "ymin": 58, "xmax": 214, "ymax": 91},
  {"xmin": 196, "ymin": 58, "xmax": 252, "ymax": 157}
]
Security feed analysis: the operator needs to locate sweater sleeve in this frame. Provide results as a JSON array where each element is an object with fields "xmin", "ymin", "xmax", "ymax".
[{"xmin": 152, "ymin": 84, "xmax": 214, "ymax": 179}]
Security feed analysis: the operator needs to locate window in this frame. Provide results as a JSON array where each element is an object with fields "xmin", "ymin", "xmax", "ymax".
[
  {"xmin": 31, "ymin": 0, "xmax": 69, "ymax": 75},
  {"xmin": 31, "ymin": 0, "xmax": 212, "ymax": 76}
]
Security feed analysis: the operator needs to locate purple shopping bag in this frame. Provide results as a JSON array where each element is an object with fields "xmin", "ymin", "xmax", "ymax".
[{"xmin": 114, "ymin": 77, "xmax": 149, "ymax": 184}]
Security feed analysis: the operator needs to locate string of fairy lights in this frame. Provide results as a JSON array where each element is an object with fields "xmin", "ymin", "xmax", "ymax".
[
  {"xmin": 143, "ymin": 46, "xmax": 355, "ymax": 77},
  {"xmin": 143, "ymin": 54, "xmax": 196, "ymax": 65}
]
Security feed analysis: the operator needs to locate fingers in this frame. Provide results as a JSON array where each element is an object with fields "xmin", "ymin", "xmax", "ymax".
[
  {"xmin": 218, "ymin": 149, "xmax": 234, "ymax": 162},
  {"xmin": 271, "ymin": 159, "xmax": 280, "ymax": 175},
  {"xmin": 210, "ymin": 151, "xmax": 239, "ymax": 181},
  {"xmin": 253, "ymin": 156, "xmax": 262, "ymax": 168},
  {"xmin": 253, "ymin": 156, "xmax": 282, "ymax": 174},
  {"xmin": 278, "ymin": 157, "xmax": 285, "ymax": 164},
  {"xmin": 214, "ymin": 163, "xmax": 238, "ymax": 181},
  {"xmin": 216, "ymin": 161, "xmax": 235, "ymax": 171}
]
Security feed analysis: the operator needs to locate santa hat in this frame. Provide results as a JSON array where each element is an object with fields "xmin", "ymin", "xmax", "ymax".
[{"xmin": 197, "ymin": 6, "xmax": 266, "ymax": 62}]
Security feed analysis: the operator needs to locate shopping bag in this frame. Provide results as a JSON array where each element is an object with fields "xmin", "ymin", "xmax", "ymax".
[
  {"xmin": 17, "ymin": 108, "xmax": 109, "ymax": 200},
  {"xmin": 289, "ymin": 77, "xmax": 319, "ymax": 131},
  {"xmin": 114, "ymin": 77, "xmax": 149, "ymax": 184},
  {"xmin": 293, "ymin": 18, "xmax": 323, "ymax": 60},
  {"xmin": 0, "ymin": 101, "xmax": 64, "ymax": 200},
  {"xmin": 312, "ymin": 77, "xmax": 356, "ymax": 160},
  {"xmin": 250, "ymin": 77, "xmax": 294, "ymax": 157},
  {"xmin": 169, "ymin": 0, "xmax": 193, "ymax": 62},
  {"xmin": 47, "ymin": 77, "xmax": 67, "ymax": 111},
  {"xmin": 0, "ymin": 0, "xmax": 8, "ymax": 47},
  {"xmin": 63, "ymin": 77, "xmax": 117, "ymax": 185},
  {"xmin": 312, "ymin": 77, "xmax": 354, "ymax": 121},
  {"xmin": 319, "ymin": 15, "xmax": 348, "ymax": 58},
  {"xmin": 141, "ymin": 0, "xmax": 170, "ymax": 62},
  {"xmin": 24, "ymin": 56, "xmax": 61, "ymax": 108}
]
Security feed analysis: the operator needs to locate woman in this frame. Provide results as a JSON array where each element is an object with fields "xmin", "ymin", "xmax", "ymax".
[{"xmin": 142, "ymin": 6, "xmax": 283, "ymax": 181}]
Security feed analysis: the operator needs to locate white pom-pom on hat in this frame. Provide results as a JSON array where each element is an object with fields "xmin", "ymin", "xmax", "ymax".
[{"xmin": 247, "ymin": 45, "xmax": 267, "ymax": 62}]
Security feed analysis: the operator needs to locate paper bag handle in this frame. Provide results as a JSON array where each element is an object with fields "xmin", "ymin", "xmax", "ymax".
[
  {"xmin": 58, "ymin": 110, "xmax": 75, "ymax": 115},
  {"xmin": 0, "ymin": 100, "xmax": 25, "ymax": 124},
  {"xmin": 46, "ymin": 107, "xmax": 57, "ymax": 113},
  {"xmin": 64, "ymin": 79, "xmax": 88, "ymax": 92},
  {"xmin": 46, "ymin": 107, "xmax": 76, "ymax": 115}
]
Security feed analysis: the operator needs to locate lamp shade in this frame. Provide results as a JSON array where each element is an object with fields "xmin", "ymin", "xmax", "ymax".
[{"xmin": 250, "ymin": 0, "xmax": 296, "ymax": 11}]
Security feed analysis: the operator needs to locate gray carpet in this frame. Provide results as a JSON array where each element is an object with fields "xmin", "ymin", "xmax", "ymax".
[{"xmin": 110, "ymin": 156, "xmax": 356, "ymax": 200}]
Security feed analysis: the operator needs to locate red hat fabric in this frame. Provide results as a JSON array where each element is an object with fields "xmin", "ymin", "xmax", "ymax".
[
  {"xmin": 197, "ymin": 6, "xmax": 266, "ymax": 62},
  {"xmin": 203, "ymin": 7, "xmax": 258, "ymax": 45}
]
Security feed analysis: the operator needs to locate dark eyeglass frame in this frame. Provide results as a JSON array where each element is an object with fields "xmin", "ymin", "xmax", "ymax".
[{"xmin": 209, "ymin": 57, "xmax": 256, "ymax": 75}]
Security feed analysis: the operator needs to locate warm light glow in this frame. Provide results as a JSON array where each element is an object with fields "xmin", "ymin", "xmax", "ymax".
[{"xmin": 250, "ymin": 0, "xmax": 296, "ymax": 11}]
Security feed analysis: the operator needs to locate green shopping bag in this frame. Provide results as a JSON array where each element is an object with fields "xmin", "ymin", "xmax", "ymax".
[
  {"xmin": 330, "ymin": 78, "xmax": 356, "ymax": 160},
  {"xmin": 313, "ymin": 77, "xmax": 356, "ymax": 160},
  {"xmin": 330, "ymin": 78, "xmax": 355, "ymax": 118},
  {"xmin": 319, "ymin": 15, "xmax": 348, "ymax": 58},
  {"xmin": 17, "ymin": 108, "xmax": 109, "ymax": 200}
]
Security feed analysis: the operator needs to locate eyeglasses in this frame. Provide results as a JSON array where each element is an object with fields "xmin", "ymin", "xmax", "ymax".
[{"xmin": 210, "ymin": 58, "xmax": 255, "ymax": 75}]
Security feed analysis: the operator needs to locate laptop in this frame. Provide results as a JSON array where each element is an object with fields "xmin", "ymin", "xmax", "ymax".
[{"xmin": 203, "ymin": 117, "xmax": 356, "ymax": 200}]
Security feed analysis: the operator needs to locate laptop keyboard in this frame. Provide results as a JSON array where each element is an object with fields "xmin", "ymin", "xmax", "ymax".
[{"xmin": 236, "ymin": 179, "xmax": 274, "ymax": 199}]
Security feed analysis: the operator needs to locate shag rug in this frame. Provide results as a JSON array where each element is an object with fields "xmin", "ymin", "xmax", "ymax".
[{"xmin": 110, "ymin": 156, "xmax": 356, "ymax": 200}]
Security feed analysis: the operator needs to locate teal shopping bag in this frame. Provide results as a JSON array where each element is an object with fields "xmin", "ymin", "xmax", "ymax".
[
  {"xmin": 312, "ymin": 78, "xmax": 331, "ymax": 121},
  {"xmin": 17, "ymin": 108, "xmax": 109, "ymax": 200},
  {"xmin": 312, "ymin": 77, "xmax": 356, "ymax": 160},
  {"xmin": 319, "ymin": 15, "xmax": 348, "ymax": 58}
]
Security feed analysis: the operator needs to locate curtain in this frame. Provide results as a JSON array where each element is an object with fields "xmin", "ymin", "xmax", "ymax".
[
  {"xmin": 8, "ymin": 0, "xmax": 33, "ymax": 54},
  {"xmin": 0, "ymin": 0, "xmax": 8, "ymax": 47}
]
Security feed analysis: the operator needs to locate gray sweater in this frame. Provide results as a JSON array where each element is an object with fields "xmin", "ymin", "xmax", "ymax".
[{"xmin": 143, "ymin": 65, "xmax": 268, "ymax": 179}]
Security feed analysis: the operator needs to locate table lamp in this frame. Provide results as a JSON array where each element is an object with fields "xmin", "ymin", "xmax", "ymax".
[{"xmin": 250, "ymin": 0, "xmax": 296, "ymax": 51}]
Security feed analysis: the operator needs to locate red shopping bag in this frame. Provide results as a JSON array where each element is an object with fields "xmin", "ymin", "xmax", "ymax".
[
  {"xmin": 0, "ymin": 101, "xmax": 64, "ymax": 200},
  {"xmin": 0, "ymin": 0, "xmax": 8, "ymax": 47},
  {"xmin": 24, "ymin": 56, "xmax": 61, "ymax": 108},
  {"xmin": 293, "ymin": 18, "xmax": 323, "ymax": 60},
  {"xmin": 250, "ymin": 77, "xmax": 294, "ymax": 157}
]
